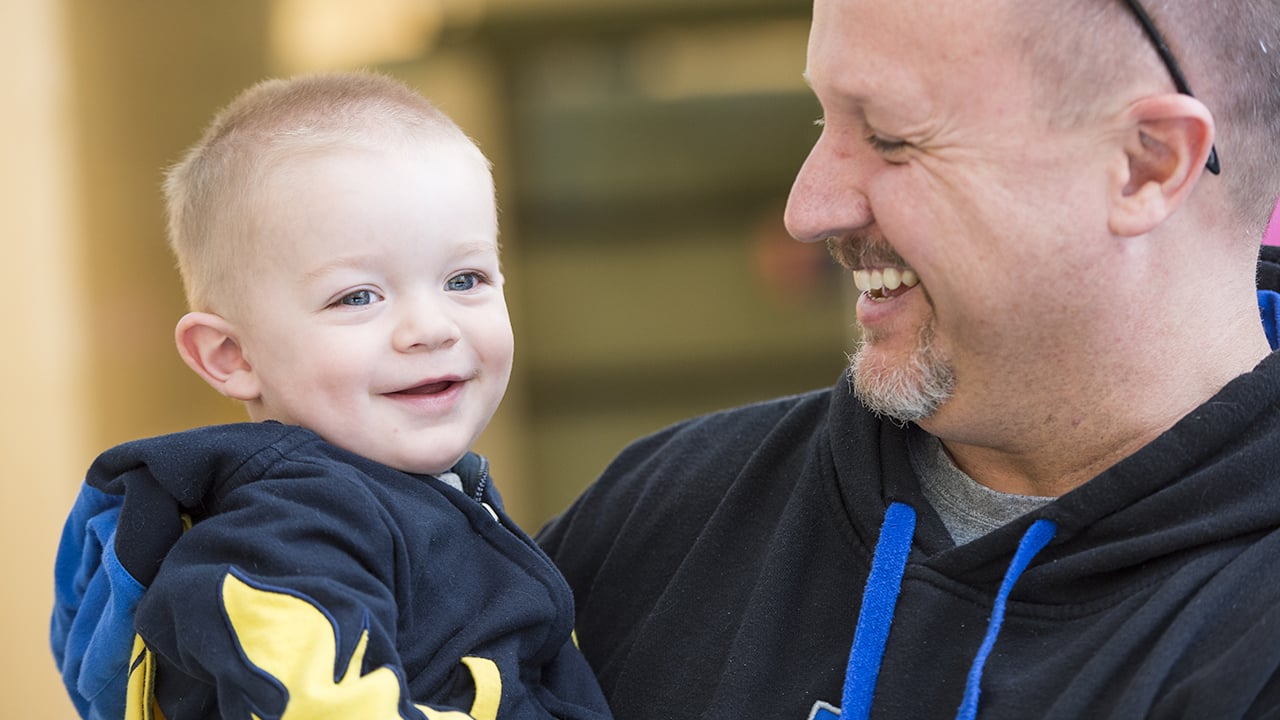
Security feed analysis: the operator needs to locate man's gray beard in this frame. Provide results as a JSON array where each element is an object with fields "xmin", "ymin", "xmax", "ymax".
[{"xmin": 850, "ymin": 321, "xmax": 956, "ymax": 423}]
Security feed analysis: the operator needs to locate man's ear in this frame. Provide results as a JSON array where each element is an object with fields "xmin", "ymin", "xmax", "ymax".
[
  {"xmin": 1108, "ymin": 93, "xmax": 1216, "ymax": 238},
  {"xmin": 174, "ymin": 312, "xmax": 261, "ymax": 401}
]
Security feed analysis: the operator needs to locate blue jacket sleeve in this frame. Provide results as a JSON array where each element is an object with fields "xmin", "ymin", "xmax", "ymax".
[{"xmin": 51, "ymin": 484, "xmax": 144, "ymax": 720}]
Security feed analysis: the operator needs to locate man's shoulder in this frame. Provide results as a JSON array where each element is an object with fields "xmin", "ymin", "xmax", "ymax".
[
  {"xmin": 612, "ymin": 385, "xmax": 839, "ymax": 477},
  {"xmin": 542, "ymin": 383, "xmax": 847, "ymax": 541},
  {"xmin": 642, "ymin": 384, "xmax": 839, "ymax": 449}
]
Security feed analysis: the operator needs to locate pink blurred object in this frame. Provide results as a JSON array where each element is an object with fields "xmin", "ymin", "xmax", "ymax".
[{"xmin": 1265, "ymin": 195, "xmax": 1280, "ymax": 247}]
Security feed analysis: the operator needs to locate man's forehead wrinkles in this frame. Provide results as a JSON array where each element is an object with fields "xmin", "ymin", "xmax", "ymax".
[{"xmin": 809, "ymin": 65, "xmax": 924, "ymax": 123}]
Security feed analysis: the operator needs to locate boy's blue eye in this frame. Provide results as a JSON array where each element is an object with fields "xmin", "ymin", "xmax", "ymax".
[
  {"xmin": 340, "ymin": 289, "xmax": 379, "ymax": 306},
  {"xmin": 446, "ymin": 272, "xmax": 482, "ymax": 291}
]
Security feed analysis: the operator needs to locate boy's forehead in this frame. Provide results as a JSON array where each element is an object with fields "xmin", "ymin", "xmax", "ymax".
[
  {"xmin": 245, "ymin": 137, "xmax": 498, "ymax": 255},
  {"xmin": 255, "ymin": 133, "xmax": 492, "ymax": 200}
]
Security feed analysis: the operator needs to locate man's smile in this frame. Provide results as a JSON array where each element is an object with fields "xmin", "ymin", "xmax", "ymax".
[{"xmin": 853, "ymin": 267, "xmax": 920, "ymax": 300}]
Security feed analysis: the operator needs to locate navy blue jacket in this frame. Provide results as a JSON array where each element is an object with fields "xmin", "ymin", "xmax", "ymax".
[{"xmin": 53, "ymin": 422, "xmax": 611, "ymax": 720}]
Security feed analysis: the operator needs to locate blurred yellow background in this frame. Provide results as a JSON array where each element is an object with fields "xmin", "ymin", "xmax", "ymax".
[{"xmin": 3, "ymin": 0, "xmax": 851, "ymax": 714}]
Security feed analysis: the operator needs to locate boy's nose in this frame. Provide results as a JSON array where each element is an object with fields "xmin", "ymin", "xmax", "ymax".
[{"xmin": 392, "ymin": 298, "xmax": 460, "ymax": 352}]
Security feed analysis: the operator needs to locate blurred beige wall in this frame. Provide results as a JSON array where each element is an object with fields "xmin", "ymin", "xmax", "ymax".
[{"xmin": 1, "ymin": 2, "xmax": 84, "ymax": 716}]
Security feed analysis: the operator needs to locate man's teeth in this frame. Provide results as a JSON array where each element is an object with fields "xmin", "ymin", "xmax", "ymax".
[{"xmin": 853, "ymin": 268, "xmax": 919, "ymax": 293}]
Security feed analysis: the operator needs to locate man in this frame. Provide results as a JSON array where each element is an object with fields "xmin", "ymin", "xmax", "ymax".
[{"xmin": 538, "ymin": 0, "xmax": 1280, "ymax": 718}]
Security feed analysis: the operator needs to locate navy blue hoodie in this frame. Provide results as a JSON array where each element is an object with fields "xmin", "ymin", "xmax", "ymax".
[
  {"xmin": 53, "ymin": 422, "xmax": 611, "ymax": 720},
  {"xmin": 538, "ymin": 247, "xmax": 1280, "ymax": 719}
]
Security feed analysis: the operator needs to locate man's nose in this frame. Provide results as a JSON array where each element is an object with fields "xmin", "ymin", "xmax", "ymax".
[{"xmin": 784, "ymin": 134, "xmax": 875, "ymax": 244}]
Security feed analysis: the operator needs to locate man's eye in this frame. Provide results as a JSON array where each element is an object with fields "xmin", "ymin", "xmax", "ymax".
[
  {"xmin": 866, "ymin": 134, "xmax": 909, "ymax": 156},
  {"xmin": 338, "ymin": 289, "xmax": 380, "ymax": 306},
  {"xmin": 446, "ymin": 272, "xmax": 484, "ymax": 291}
]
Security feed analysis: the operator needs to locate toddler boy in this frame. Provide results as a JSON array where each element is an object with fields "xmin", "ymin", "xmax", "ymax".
[{"xmin": 52, "ymin": 72, "xmax": 611, "ymax": 720}]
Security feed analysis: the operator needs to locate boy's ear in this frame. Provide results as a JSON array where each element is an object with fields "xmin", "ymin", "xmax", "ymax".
[
  {"xmin": 174, "ymin": 312, "xmax": 261, "ymax": 401},
  {"xmin": 1108, "ymin": 93, "xmax": 1215, "ymax": 238}
]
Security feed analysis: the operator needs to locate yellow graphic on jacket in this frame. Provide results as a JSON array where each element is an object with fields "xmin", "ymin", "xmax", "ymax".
[
  {"xmin": 222, "ymin": 572, "xmax": 502, "ymax": 720},
  {"xmin": 416, "ymin": 657, "xmax": 500, "ymax": 720},
  {"xmin": 125, "ymin": 634, "xmax": 164, "ymax": 720}
]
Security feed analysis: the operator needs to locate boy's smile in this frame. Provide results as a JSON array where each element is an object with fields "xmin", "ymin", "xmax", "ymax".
[
  {"xmin": 383, "ymin": 376, "xmax": 468, "ymax": 412},
  {"xmin": 227, "ymin": 137, "xmax": 513, "ymax": 476}
]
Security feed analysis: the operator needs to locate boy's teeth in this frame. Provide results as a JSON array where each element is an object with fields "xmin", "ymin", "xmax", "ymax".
[{"xmin": 853, "ymin": 268, "xmax": 919, "ymax": 294}]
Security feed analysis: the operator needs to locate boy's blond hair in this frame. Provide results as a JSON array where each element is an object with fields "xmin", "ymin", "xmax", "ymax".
[{"xmin": 164, "ymin": 71, "xmax": 486, "ymax": 314}]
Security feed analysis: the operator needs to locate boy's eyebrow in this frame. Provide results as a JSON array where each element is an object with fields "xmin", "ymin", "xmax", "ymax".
[
  {"xmin": 452, "ymin": 239, "xmax": 501, "ymax": 258},
  {"xmin": 300, "ymin": 241, "xmax": 500, "ymax": 282},
  {"xmin": 300, "ymin": 254, "xmax": 377, "ymax": 282}
]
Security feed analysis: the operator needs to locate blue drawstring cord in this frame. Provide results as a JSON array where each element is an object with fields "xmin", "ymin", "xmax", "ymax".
[
  {"xmin": 1258, "ymin": 290, "xmax": 1280, "ymax": 351},
  {"xmin": 955, "ymin": 518, "xmax": 1058, "ymax": 720},
  {"xmin": 841, "ymin": 506, "xmax": 1057, "ymax": 720},
  {"xmin": 841, "ymin": 502, "xmax": 916, "ymax": 720}
]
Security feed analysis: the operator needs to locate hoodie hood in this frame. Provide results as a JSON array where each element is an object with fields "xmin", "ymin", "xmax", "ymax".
[{"xmin": 84, "ymin": 421, "xmax": 304, "ymax": 586}]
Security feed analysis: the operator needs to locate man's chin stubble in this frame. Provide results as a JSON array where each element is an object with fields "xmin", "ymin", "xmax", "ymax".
[{"xmin": 849, "ymin": 321, "xmax": 956, "ymax": 424}]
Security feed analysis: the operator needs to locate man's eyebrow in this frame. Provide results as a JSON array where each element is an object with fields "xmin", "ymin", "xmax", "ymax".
[{"xmin": 799, "ymin": 70, "xmax": 872, "ymax": 107}]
